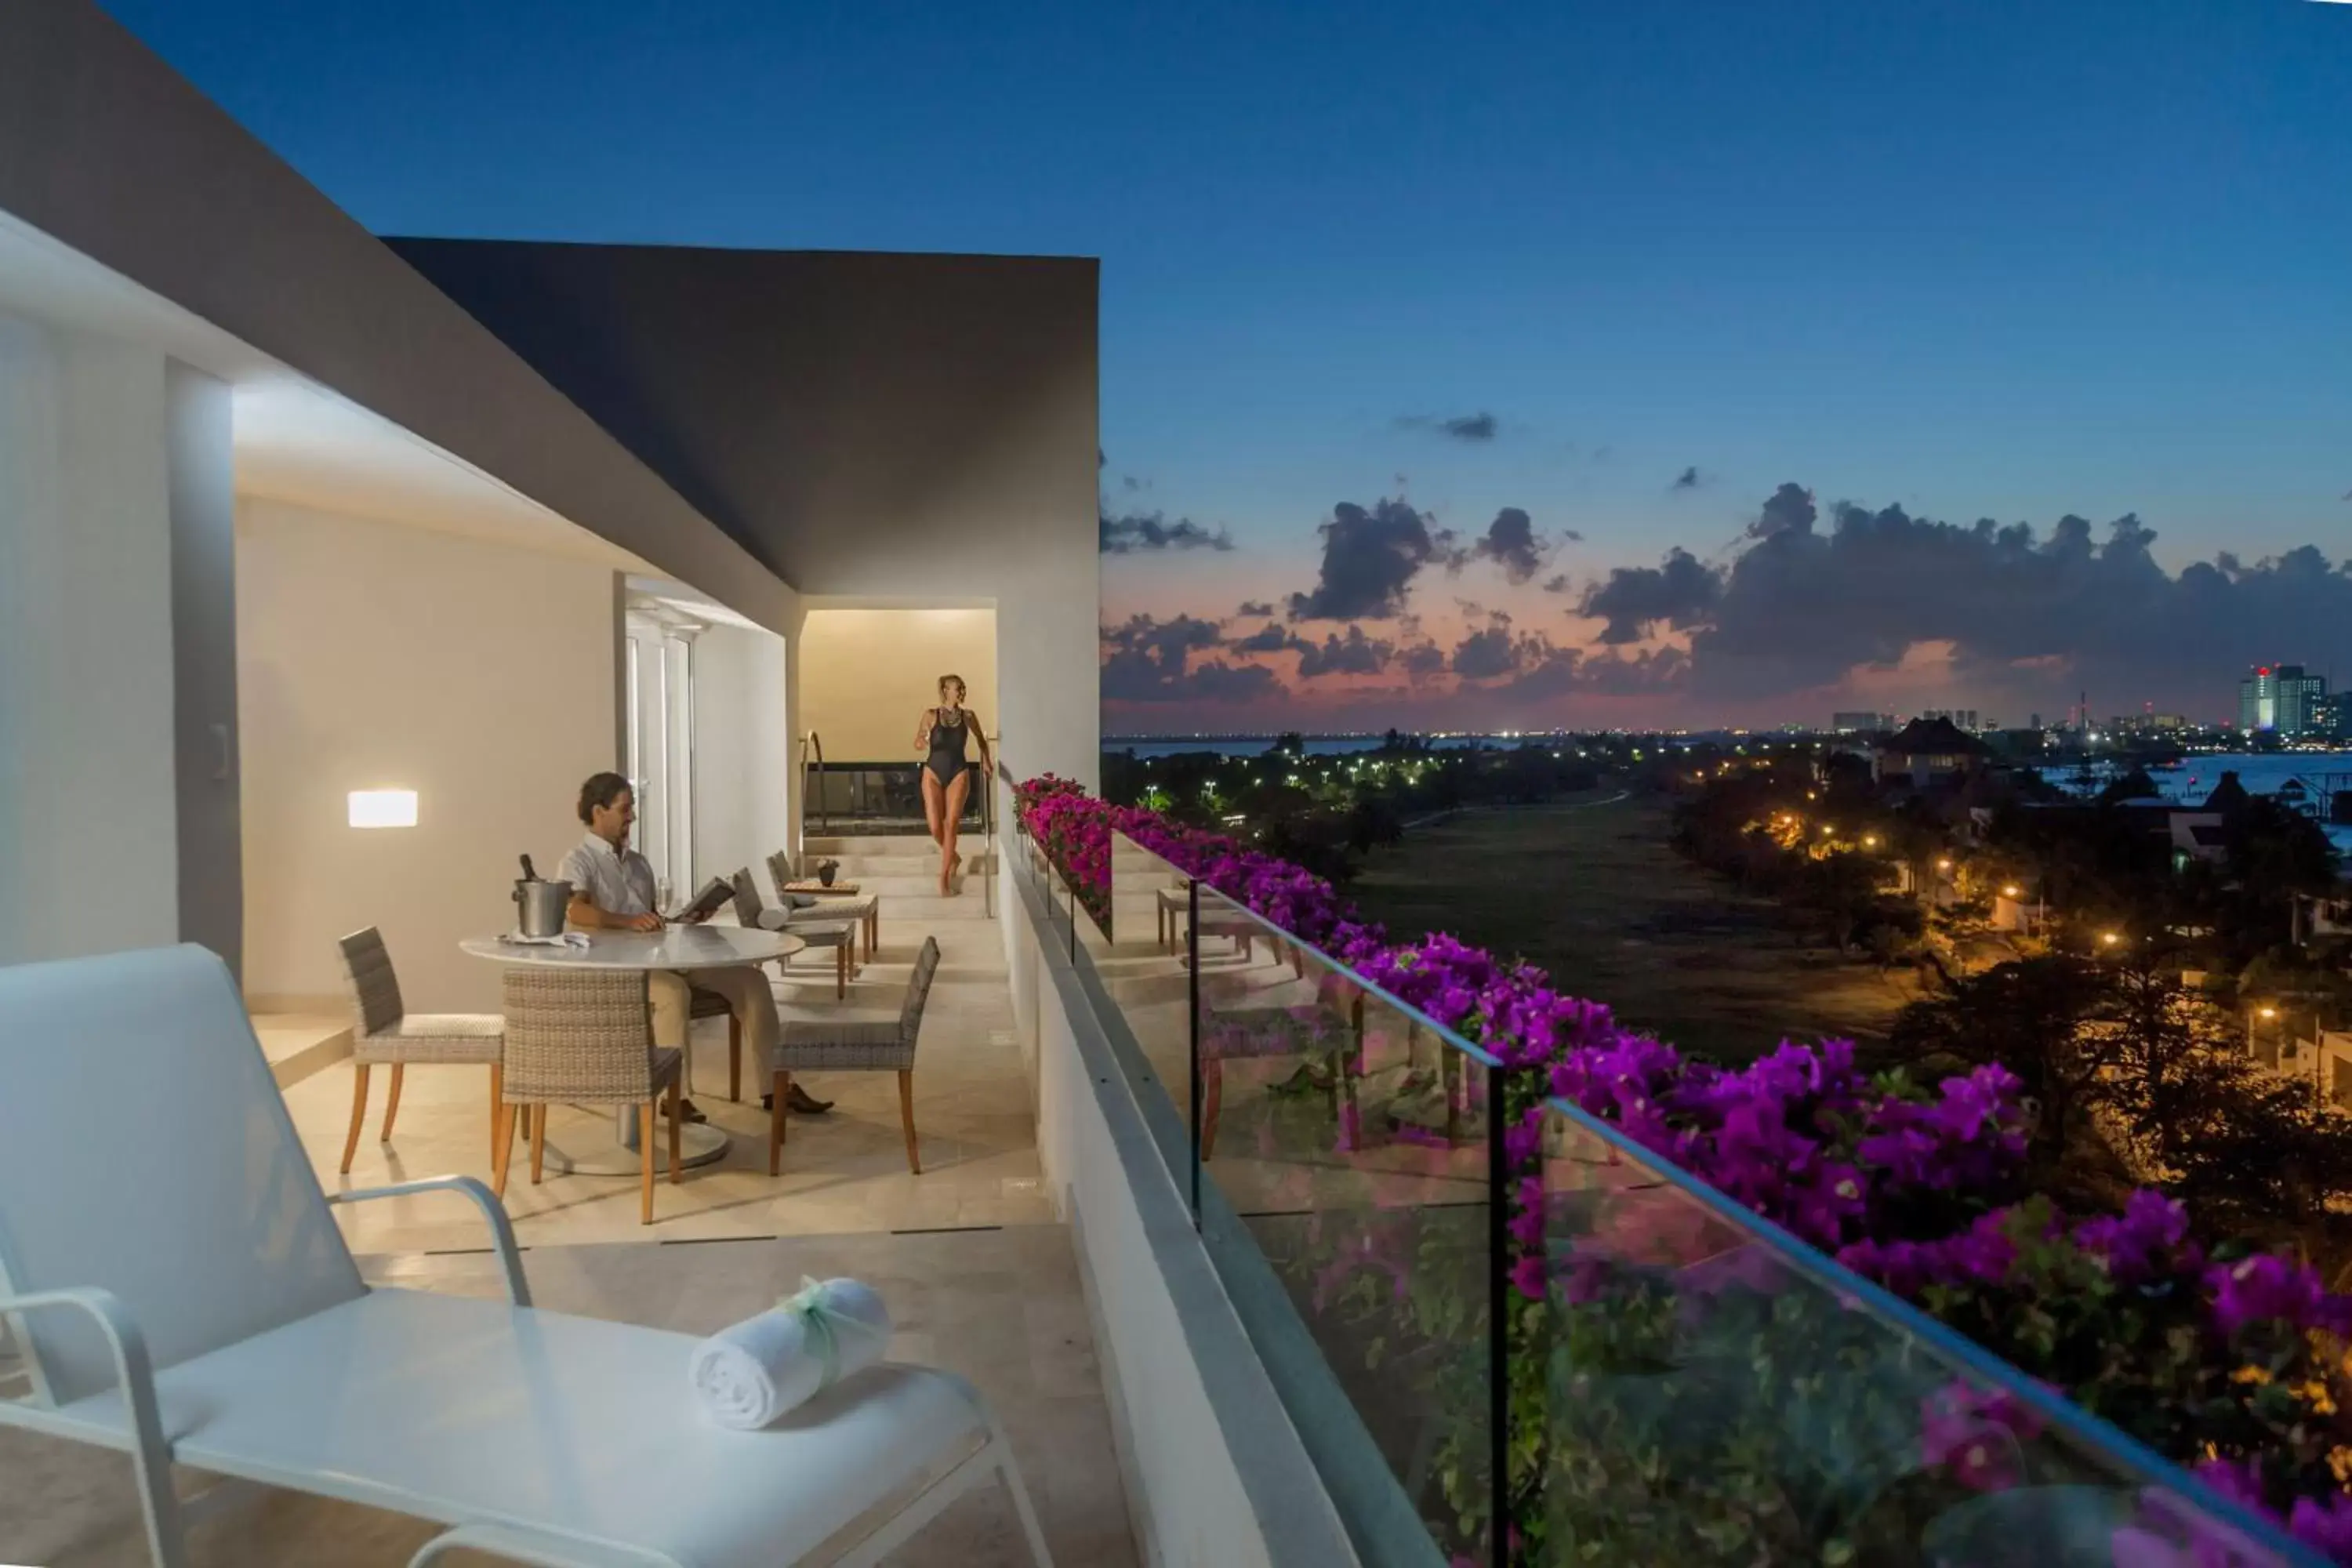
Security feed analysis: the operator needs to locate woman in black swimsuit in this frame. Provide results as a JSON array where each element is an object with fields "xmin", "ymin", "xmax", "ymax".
[{"xmin": 916, "ymin": 674, "xmax": 992, "ymax": 895}]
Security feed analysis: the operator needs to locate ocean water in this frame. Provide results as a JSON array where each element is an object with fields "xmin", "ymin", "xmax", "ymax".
[
  {"xmin": 2045, "ymin": 750, "xmax": 2352, "ymax": 857},
  {"xmin": 2046, "ymin": 750, "xmax": 2352, "ymax": 804}
]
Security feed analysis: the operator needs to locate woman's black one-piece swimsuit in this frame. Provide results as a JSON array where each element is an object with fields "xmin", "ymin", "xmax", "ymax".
[{"xmin": 926, "ymin": 709, "xmax": 970, "ymax": 786}]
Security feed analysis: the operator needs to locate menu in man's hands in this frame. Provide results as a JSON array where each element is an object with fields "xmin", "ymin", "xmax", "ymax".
[{"xmin": 668, "ymin": 877, "xmax": 735, "ymax": 925}]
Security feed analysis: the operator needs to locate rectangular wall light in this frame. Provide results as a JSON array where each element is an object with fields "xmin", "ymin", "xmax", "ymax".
[{"xmin": 348, "ymin": 789, "xmax": 418, "ymax": 829}]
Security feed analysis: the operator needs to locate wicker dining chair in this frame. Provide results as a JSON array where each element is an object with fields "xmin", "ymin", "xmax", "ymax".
[
  {"xmin": 732, "ymin": 867, "xmax": 855, "ymax": 1000},
  {"xmin": 768, "ymin": 850, "xmax": 880, "ymax": 960},
  {"xmin": 495, "ymin": 967, "xmax": 684, "ymax": 1225},
  {"xmin": 768, "ymin": 936, "xmax": 940, "ymax": 1177},
  {"xmin": 334, "ymin": 928, "xmax": 504, "ymax": 1174},
  {"xmin": 766, "ymin": 849, "xmax": 798, "ymax": 903},
  {"xmin": 686, "ymin": 987, "xmax": 738, "ymax": 1100}
]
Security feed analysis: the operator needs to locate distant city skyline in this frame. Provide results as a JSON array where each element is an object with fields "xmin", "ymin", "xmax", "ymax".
[{"xmin": 96, "ymin": 0, "xmax": 2352, "ymax": 734}]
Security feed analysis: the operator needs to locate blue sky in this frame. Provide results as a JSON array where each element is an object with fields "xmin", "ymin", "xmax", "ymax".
[{"xmin": 106, "ymin": 0, "xmax": 2352, "ymax": 729}]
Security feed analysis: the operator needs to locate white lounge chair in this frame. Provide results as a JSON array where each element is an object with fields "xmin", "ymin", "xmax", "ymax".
[{"xmin": 0, "ymin": 945, "xmax": 1054, "ymax": 1568}]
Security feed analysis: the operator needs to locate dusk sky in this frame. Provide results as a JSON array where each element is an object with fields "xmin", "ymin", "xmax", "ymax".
[{"xmin": 108, "ymin": 0, "xmax": 2352, "ymax": 733}]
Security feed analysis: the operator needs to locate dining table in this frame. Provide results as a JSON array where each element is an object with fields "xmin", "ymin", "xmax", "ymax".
[{"xmin": 459, "ymin": 924, "xmax": 806, "ymax": 1174}]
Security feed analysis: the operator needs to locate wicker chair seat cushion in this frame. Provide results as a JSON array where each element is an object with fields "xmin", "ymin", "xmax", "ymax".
[
  {"xmin": 789, "ymin": 895, "xmax": 875, "ymax": 924},
  {"xmin": 775, "ymin": 1018, "xmax": 913, "ymax": 1073},
  {"xmin": 770, "ymin": 935, "xmax": 937, "ymax": 1076},
  {"xmin": 788, "ymin": 923, "xmax": 855, "ymax": 950},
  {"xmin": 352, "ymin": 1014, "xmax": 503, "ymax": 1065}
]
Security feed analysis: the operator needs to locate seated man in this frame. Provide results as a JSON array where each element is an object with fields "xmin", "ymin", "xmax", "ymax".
[{"xmin": 559, "ymin": 771, "xmax": 830, "ymax": 1118}]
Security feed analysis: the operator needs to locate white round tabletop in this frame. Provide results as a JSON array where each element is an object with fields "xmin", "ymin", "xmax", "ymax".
[{"xmin": 459, "ymin": 925, "xmax": 805, "ymax": 970}]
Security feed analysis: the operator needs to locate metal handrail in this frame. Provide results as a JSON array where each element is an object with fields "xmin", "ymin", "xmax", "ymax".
[
  {"xmin": 982, "ymin": 735, "xmax": 999, "ymax": 919},
  {"xmin": 798, "ymin": 730, "xmax": 827, "ymax": 835}
]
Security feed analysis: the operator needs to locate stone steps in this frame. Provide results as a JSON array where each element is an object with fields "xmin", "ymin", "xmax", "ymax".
[
  {"xmin": 875, "ymin": 892, "xmax": 993, "ymax": 921},
  {"xmin": 804, "ymin": 833, "xmax": 999, "ymax": 859},
  {"xmin": 809, "ymin": 861, "xmax": 990, "ymax": 884}
]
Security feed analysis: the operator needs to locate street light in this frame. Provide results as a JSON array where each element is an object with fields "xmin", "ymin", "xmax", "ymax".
[
  {"xmin": 1936, "ymin": 858, "xmax": 1953, "ymax": 873},
  {"xmin": 1862, "ymin": 834, "xmax": 1880, "ymax": 849},
  {"xmin": 2002, "ymin": 884, "xmax": 2022, "ymax": 899},
  {"xmin": 2250, "ymin": 1004, "xmax": 2281, "ymax": 1062},
  {"xmin": 2100, "ymin": 931, "xmax": 2122, "ymax": 948}
]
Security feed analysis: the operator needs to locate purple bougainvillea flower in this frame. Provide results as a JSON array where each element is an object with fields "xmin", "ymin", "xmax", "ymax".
[
  {"xmin": 2288, "ymin": 1492, "xmax": 2352, "ymax": 1558},
  {"xmin": 2075, "ymin": 1189, "xmax": 2199, "ymax": 1287},
  {"xmin": 2207, "ymin": 1254, "xmax": 2334, "ymax": 1339},
  {"xmin": 1920, "ymin": 1381, "xmax": 2043, "ymax": 1494}
]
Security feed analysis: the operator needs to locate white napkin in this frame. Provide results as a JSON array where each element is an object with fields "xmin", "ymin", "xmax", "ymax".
[
  {"xmin": 501, "ymin": 931, "xmax": 590, "ymax": 949},
  {"xmin": 688, "ymin": 1277, "xmax": 892, "ymax": 1430}
]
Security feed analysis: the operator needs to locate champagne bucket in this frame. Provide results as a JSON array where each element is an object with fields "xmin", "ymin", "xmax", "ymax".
[{"xmin": 514, "ymin": 879, "xmax": 573, "ymax": 938}]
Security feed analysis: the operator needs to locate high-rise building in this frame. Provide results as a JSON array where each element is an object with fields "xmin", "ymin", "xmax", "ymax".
[
  {"xmin": 2286, "ymin": 668, "xmax": 2328, "ymax": 738},
  {"xmin": 1922, "ymin": 708, "xmax": 1980, "ymax": 732},
  {"xmin": 2241, "ymin": 668, "xmax": 2272, "ymax": 732},
  {"xmin": 1831, "ymin": 710, "xmax": 1895, "ymax": 734},
  {"xmin": 2240, "ymin": 664, "xmax": 2330, "ymax": 738},
  {"xmin": 2310, "ymin": 691, "xmax": 2350, "ymax": 742}
]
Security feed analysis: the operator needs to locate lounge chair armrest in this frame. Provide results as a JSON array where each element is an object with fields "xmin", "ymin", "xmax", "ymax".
[
  {"xmin": 0, "ymin": 1286, "xmax": 186, "ymax": 1562},
  {"xmin": 328, "ymin": 1175, "xmax": 531, "ymax": 1306}
]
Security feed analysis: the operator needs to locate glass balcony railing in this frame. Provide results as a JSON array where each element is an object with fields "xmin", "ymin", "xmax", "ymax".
[{"xmin": 1011, "ymin": 815, "xmax": 2325, "ymax": 1568}]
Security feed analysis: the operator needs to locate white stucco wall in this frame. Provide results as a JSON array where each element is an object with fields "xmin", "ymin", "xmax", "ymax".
[
  {"xmin": 690, "ymin": 621, "xmax": 791, "ymax": 889},
  {"xmin": 0, "ymin": 312, "xmax": 187, "ymax": 967},
  {"xmin": 235, "ymin": 497, "xmax": 619, "ymax": 1011}
]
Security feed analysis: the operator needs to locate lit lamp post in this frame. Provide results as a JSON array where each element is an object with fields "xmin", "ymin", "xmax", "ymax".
[
  {"xmin": 2000, "ymin": 881, "xmax": 2047, "ymax": 932},
  {"xmin": 2249, "ymin": 1004, "xmax": 2280, "ymax": 1066}
]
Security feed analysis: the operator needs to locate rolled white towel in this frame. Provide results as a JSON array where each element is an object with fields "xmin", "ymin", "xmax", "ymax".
[{"xmin": 688, "ymin": 1277, "xmax": 892, "ymax": 1430}]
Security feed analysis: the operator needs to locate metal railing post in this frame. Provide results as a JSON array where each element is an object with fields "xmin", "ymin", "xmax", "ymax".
[
  {"xmin": 800, "ymin": 731, "xmax": 827, "ymax": 834},
  {"xmin": 1487, "ymin": 1062, "xmax": 1512, "ymax": 1568},
  {"xmin": 1188, "ymin": 877, "xmax": 1203, "ymax": 1226}
]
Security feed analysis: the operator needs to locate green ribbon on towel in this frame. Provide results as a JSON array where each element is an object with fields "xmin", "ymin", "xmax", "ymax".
[{"xmin": 778, "ymin": 1276, "xmax": 879, "ymax": 1392}]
